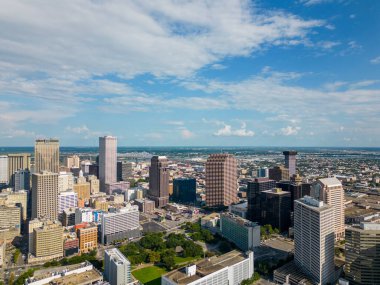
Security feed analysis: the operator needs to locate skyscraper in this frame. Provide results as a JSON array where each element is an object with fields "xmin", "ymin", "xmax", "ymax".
[
  {"xmin": 283, "ymin": 151, "xmax": 297, "ymax": 176},
  {"xmin": 268, "ymin": 165, "xmax": 290, "ymax": 182},
  {"xmin": 7, "ymin": 153, "xmax": 31, "ymax": 185},
  {"xmin": 0, "ymin": 156, "xmax": 8, "ymax": 185},
  {"xmin": 99, "ymin": 136, "xmax": 117, "ymax": 192},
  {"xmin": 117, "ymin": 161, "xmax": 133, "ymax": 181},
  {"xmin": 31, "ymin": 171, "xmax": 59, "ymax": 221},
  {"xmin": 34, "ymin": 139, "xmax": 60, "ymax": 173},
  {"xmin": 294, "ymin": 196, "xmax": 335, "ymax": 285},
  {"xmin": 311, "ymin": 177, "xmax": 345, "ymax": 241},
  {"xmin": 104, "ymin": 248, "xmax": 132, "ymax": 285},
  {"xmin": 172, "ymin": 178, "xmax": 197, "ymax": 204},
  {"xmin": 247, "ymin": 178, "xmax": 276, "ymax": 221},
  {"xmin": 205, "ymin": 154, "xmax": 237, "ymax": 207},
  {"xmin": 14, "ymin": 169, "xmax": 30, "ymax": 191},
  {"xmin": 148, "ymin": 156, "xmax": 169, "ymax": 208},
  {"xmin": 64, "ymin": 155, "xmax": 80, "ymax": 168}
]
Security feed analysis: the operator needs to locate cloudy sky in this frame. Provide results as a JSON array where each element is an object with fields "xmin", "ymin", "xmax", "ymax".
[{"xmin": 0, "ymin": 0, "xmax": 379, "ymax": 147}]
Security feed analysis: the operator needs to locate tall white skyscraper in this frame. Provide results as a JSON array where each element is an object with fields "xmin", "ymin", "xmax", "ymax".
[
  {"xmin": 99, "ymin": 136, "xmax": 117, "ymax": 192},
  {"xmin": 294, "ymin": 196, "xmax": 335, "ymax": 285},
  {"xmin": 104, "ymin": 248, "xmax": 132, "ymax": 285},
  {"xmin": 0, "ymin": 156, "xmax": 8, "ymax": 184}
]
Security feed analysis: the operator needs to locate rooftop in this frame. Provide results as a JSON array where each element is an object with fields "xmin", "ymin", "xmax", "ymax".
[
  {"xmin": 222, "ymin": 212, "xmax": 258, "ymax": 228},
  {"xmin": 318, "ymin": 177, "xmax": 342, "ymax": 187}
]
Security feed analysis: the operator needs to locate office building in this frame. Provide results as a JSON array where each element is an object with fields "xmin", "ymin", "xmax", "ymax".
[
  {"xmin": 246, "ymin": 178, "xmax": 276, "ymax": 221},
  {"xmin": 7, "ymin": 153, "xmax": 31, "ymax": 186},
  {"xmin": 311, "ymin": 177, "xmax": 345, "ymax": 241},
  {"xmin": 294, "ymin": 196, "xmax": 335, "ymax": 285},
  {"xmin": 58, "ymin": 171, "xmax": 74, "ymax": 192},
  {"xmin": 75, "ymin": 208, "xmax": 94, "ymax": 224},
  {"xmin": 104, "ymin": 248, "xmax": 132, "ymax": 285},
  {"xmin": 14, "ymin": 169, "xmax": 30, "ymax": 191},
  {"xmin": 34, "ymin": 139, "xmax": 60, "ymax": 173},
  {"xmin": 172, "ymin": 178, "xmax": 197, "ymax": 204},
  {"xmin": 99, "ymin": 136, "xmax": 117, "ymax": 192},
  {"xmin": 73, "ymin": 181, "xmax": 91, "ymax": 201},
  {"xmin": 81, "ymin": 160, "xmax": 92, "ymax": 175},
  {"xmin": 148, "ymin": 156, "xmax": 170, "ymax": 208},
  {"xmin": 77, "ymin": 223, "xmax": 98, "ymax": 254},
  {"xmin": 205, "ymin": 154, "xmax": 238, "ymax": 207},
  {"xmin": 0, "ymin": 155, "xmax": 8, "ymax": 185},
  {"xmin": 220, "ymin": 213, "xmax": 260, "ymax": 251},
  {"xmin": 162, "ymin": 250, "xmax": 254, "ymax": 285},
  {"xmin": 229, "ymin": 201, "xmax": 248, "ymax": 219},
  {"xmin": 134, "ymin": 199, "xmax": 155, "ymax": 214},
  {"xmin": 64, "ymin": 155, "xmax": 80, "ymax": 168},
  {"xmin": 269, "ymin": 166, "xmax": 290, "ymax": 182},
  {"xmin": 0, "ymin": 205, "xmax": 21, "ymax": 240},
  {"xmin": 62, "ymin": 208, "xmax": 76, "ymax": 227},
  {"xmin": 31, "ymin": 171, "xmax": 59, "ymax": 221},
  {"xmin": 101, "ymin": 205, "xmax": 140, "ymax": 244},
  {"xmin": 345, "ymin": 222, "xmax": 380, "ymax": 285},
  {"xmin": 256, "ymin": 167, "xmax": 269, "ymax": 178},
  {"xmin": 105, "ymin": 181, "xmax": 129, "ymax": 195},
  {"xmin": 88, "ymin": 175, "xmax": 100, "ymax": 194},
  {"xmin": 276, "ymin": 178, "xmax": 311, "ymax": 211},
  {"xmin": 259, "ymin": 188, "xmax": 291, "ymax": 232},
  {"xmin": 58, "ymin": 191, "xmax": 78, "ymax": 214},
  {"xmin": 0, "ymin": 189, "xmax": 28, "ymax": 221},
  {"xmin": 117, "ymin": 161, "xmax": 133, "ymax": 181},
  {"xmin": 283, "ymin": 151, "xmax": 297, "ymax": 177}
]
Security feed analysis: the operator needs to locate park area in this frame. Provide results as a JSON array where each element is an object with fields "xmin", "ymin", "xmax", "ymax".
[{"xmin": 132, "ymin": 265, "xmax": 168, "ymax": 285}]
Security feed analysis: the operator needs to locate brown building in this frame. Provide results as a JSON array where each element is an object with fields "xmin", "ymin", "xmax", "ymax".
[
  {"xmin": 205, "ymin": 154, "xmax": 238, "ymax": 207},
  {"xmin": 32, "ymin": 220, "xmax": 63, "ymax": 260},
  {"xmin": 73, "ymin": 182, "xmax": 91, "ymax": 201},
  {"xmin": 148, "ymin": 156, "xmax": 169, "ymax": 208},
  {"xmin": 134, "ymin": 199, "xmax": 155, "ymax": 214},
  {"xmin": 269, "ymin": 166, "xmax": 290, "ymax": 182},
  {"xmin": 7, "ymin": 153, "xmax": 31, "ymax": 186},
  {"xmin": 77, "ymin": 224, "xmax": 98, "ymax": 254},
  {"xmin": 34, "ymin": 139, "xmax": 60, "ymax": 173},
  {"xmin": 32, "ymin": 171, "xmax": 59, "ymax": 221}
]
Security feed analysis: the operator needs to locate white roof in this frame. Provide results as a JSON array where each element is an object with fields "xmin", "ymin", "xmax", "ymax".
[{"xmin": 318, "ymin": 177, "xmax": 342, "ymax": 187}]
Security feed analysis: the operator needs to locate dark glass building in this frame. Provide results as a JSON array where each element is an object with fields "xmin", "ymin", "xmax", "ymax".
[
  {"xmin": 247, "ymin": 178, "xmax": 276, "ymax": 222},
  {"xmin": 172, "ymin": 178, "xmax": 196, "ymax": 204},
  {"xmin": 276, "ymin": 181, "xmax": 311, "ymax": 211},
  {"xmin": 117, "ymin": 161, "xmax": 133, "ymax": 181},
  {"xmin": 148, "ymin": 156, "xmax": 169, "ymax": 208}
]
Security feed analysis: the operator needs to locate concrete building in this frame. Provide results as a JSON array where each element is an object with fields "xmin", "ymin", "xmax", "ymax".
[
  {"xmin": 269, "ymin": 166, "xmax": 290, "ymax": 182},
  {"xmin": 0, "ymin": 155, "xmax": 8, "ymax": 185},
  {"xmin": 32, "ymin": 171, "xmax": 59, "ymax": 221},
  {"xmin": 99, "ymin": 136, "xmax": 117, "ymax": 192},
  {"xmin": 14, "ymin": 169, "xmax": 30, "ymax": 191},
  {"xmin": 220, "ymin": 213, "xmax": 260, "ymax": 251},
  {"xmin": 0, "ymin": 205, "xmax": 21, "ymax": 240},
  {"xmin": 77, "ymin": 224, "xmax": 98, "ymax": 254},
  {"xmin": 62, "ymin": 208, "xmax": 76, "ymax": 227},
  {"xmin": 162, "ymin": 250, "xmax": 254, "ymax": 285},
  {"xmin": 0, "ymin": 241, "xmax": 5, "ymax": 267},
  {"xmin": 134, "ymin": 199, "xmax": 155, "ymax": 214},
  {"xmin": 276, "ymin": 178, "xmax": 311, "ymax": 211},
  {"xmin": 105, "ymin": 181, "xmax": 129, "ymax": 195},
  {"xmin": 34, "ymin": 139, "xmax": 60, "ymax": 173},
  {"xmin": 104, "ymin": 248, "xmax": 132, "ymax": 285},
  {"xmin": 229, "ymin": 201, "xmax": 248, "ymax": 219},
  {"xmin": 345, "ymin": 222, "xmax": 380, "ymax": 285},
  {"xmin": 283, "ymin": 151, "xmax": 297, "ymax": 177},
  {"xmin": 75, "ymin": 208, "xmax": 94, "ymax": 224},
  {"xmin": 101, "ymin": 205, "xmax": 140, "ymax": 244},
  {"xmin": 58, "ymin": 191, "xmax": 78, "ymax": 214},
  {"xmin": 148, "ymin": 156, "xmax": 170, "ymax": 208},
  {"xmin": 311, "ymin": 177, "xmax": 345, "ymax": 241},
  {"xmin": 58, "ymin": 171, "xmax": 74, "ymax": 192},
  {"xmin": 205, "ymin": 154, "xmax": 238, "ymax": 207},
  {"xmin": 73, "ymin": 181, "xmax": 91, "ymax": 201},
  {"xmin": 247, "ymin": 178, "xmax": 276, "ymax": 222},
  {"xmin": 172, "ymin": 178, "xmax": 197, "ymax": 204},
  {"xmin": 65, "ymin": 155, "xmax": 80, "ymax": 168},
  {"xmin": 7, "ymin": 153, "xmax": 31, "ymax": 186},
  {"xmin": 294, "ymin": 196, "xmax": 335, "ymax": 285},
  {"xmin": 256, "ymin": 167, "xmax": 269, "ymax": 178},
  {"xmin": 117, "ymin": 161, "xmax": 133, "ymax": 181},
  {"xmin": 88, "ymin": 175, "xmax": 100, "ymax": 194},
  {"xmin": 0, "ymin": 189, "xmax": 28, "ymax": 221},
  {"xmin": 81, "ymin": 160, "xmax": 92, "ymax": 175}
]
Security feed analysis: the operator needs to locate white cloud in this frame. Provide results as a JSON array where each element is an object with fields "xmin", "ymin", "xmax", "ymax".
[
  {"xmin": 370, "ymin": 56, "xmax": 380, "ymax": 65},
  {"xmin": 280, "ymin": 126, "xmax": 301, "ymax": 136},
  {"xmin": 164, "ymin": 121, "xmax": 184, "ymax": 126},
  {"xmin": 65, "ymin": 125, "xmax": 102, "ymax": 139},
  {"xmin": 180, "ymin": 128, "xmax": 195, "ymax": 139},
  {"xmin": 210, "ymin": 64, "xmax": 227, "ymax": 70},
  {"xmin": 213, "ymin": 122, "xmax": 254, "ymax": 137}
]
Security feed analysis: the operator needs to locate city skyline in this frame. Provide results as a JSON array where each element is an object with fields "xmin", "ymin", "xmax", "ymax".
[{"xmin": 0, "ymin": 1, "xmax": 379, "ymax": 147}]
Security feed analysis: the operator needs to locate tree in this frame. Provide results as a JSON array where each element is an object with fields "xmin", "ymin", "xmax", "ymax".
[
  {"xmin": 201, "ymin": 229, "xmax": 214, "ymax": 243},
  {"xmin": 148, "ymin": 251, "xmax": 161, "ymax": 263},
  {"xmin": 13, "ymin": 249, "xmax": 21, "ymax": 264},
  {"xmin": 140, "ymin": 233, "xmax": 165, "ymax": 251},
  {"xmin": 182, "ymin": 241, "xmax": 203, "ymax": 257},
  {"xmin": 162, "ymin": 255, "xmax": 175, "ymax": 270},
  {"xmin": 191, "ymin": 232, "xmax": 202, "ymax": 241}
]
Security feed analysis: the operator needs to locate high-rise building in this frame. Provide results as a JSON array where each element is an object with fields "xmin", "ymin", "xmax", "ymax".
[
  {"xmin": 31, "ymin": 220, "xmax": 63, "ymax": 261},
  {"xmin": 58, "ymin": 171, "xmax": 74, "ymax": 192},
  {"xmin": 117, "ymin": 161, "xmax": 133, "ymax": 181},
  {"xmin": 162, "ymin": 250, "xmax": 254, "ymax": 285},
  {"xmin": 256, "ymin": 167, "xmax": 269, "ymax": 178},
  {"xmin": 105, "ymin": 181, "xmax": 129, "ymax": 195},
  {"xmin": 311, "ymin": 177, "xmax": 345, "ymax": 241},
  {"xmin": 0, "ymin": 189, "xmax": 28, "ymax": 221},
  {"xmin": 34, "ymin": 139, "xmax": 60, "ymax": 173},
  {"xmin": 64, "ymin": 155, "xmax": 80, "ymax": 168},
  {"xmin": 205, "ymin": 154, "xmax": 237, "ymax": 207},
  {"xmin": 148, "ymin": 156, "xmax": 170, "ymax": 208},
  {"xmin": 294, "ymin": 196, "xmax": 335, "ymax": 285},
  {"xmin": 58, "ymin": 191, "xmax": 78, "ymax": 214},
  {"xmin": 283, "ymin": 151, "xmax": 297, "ymax": 177},
  {"xmin": 247, "ymin": 178, "xmax": 276, "ymax": 221},
  {"xmin": 87, "ymin": 175, "xmax": 100, "ymax": 194},
  {"xmin": 276, "ymin": 178, "xmax": 311, "ymax": 211},
  {"xmin": 104, "ymin": 248, "xmax": 132, "ymax": 285},
  {"xmin": 269, "ymin": 166, "xmax": 290, "ymax": 182},
  {"xmin": 77, "ymin": 224, "xmax": 98, "ymax": 254},
  {"xmin": 31, "ymin": 171, "xmax": 59, "ymax": 221},
  {"xmin": 73, "ymin": 181, "xmax": 91, "ymax": 201},
  {"xmin": 75, "ymin": 208, "xmax": 94, "ymax": 224},
  {"xmin": 0, "ymin": 205, "xmax": 21, "ymax": 239},
  {"xmin": 80, "ymin": 160, "xmax": 91, "ymax": 175},
  {"xmin": 99, "ymin": 136, "xmax": 117, "ymax": 192},
  {"xmin": 172, "ymin": 178, "xmax": 197, "ymax": 204},
  {"xmin": 101, "ymin": 205, "xmax": 140, "ymax": 244},
  {"xmin": 345, "ymin": 222, "xmax": 380, "ymax": 285},
  {"xmin": 0, "ymin": 156, "xmax": 8, "ymax": 185},
  {"xmin": 259, "ymin": 188, "xmax": 291, "ymax": 232},
  {"xmin": 7, "ymin": 153, "xmax": 31, "ymax": 186},
  {"xmin": 14, "ymin": 169, "xmax": 30, "ymax": 191}
]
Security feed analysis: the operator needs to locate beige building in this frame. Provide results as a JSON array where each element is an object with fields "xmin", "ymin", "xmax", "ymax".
[
  {"xmin": 65, "ymin": 155, "xmax": 80, "ymax": 168},
  {"xmin": 77, "ymin": 224, "xmax": 98, "ymax": 254},
  {"xmin": 32, "ymin": 172, "xmax": 59, "ymax": 221},
  {"xmin": 87, "ymin": 175, "xmax": 99, "ymax": 194},
  {"xmin": 99, "ymin": 136, "xmax": 117, "ymax": 192},
  {"xmin": 58, "ymin": 171, "xmax": 74, "ymax": 192},
  {"xmin": 93, "ymin": 199, "xmax": 108, "ymax": 212},
  {"xmin": 311, "ymin": 177, "xmax": 345, "ymax": 240},
  {"xmin": 73, "ymin": 182, "xmax": 91, "ymax": 201},
  {"xmin": 205, "ymin": 154, "xmax": 238, "ymax": 207},
  {"xmin": 28, "ymin": 219, "xmax": 44, "ymax": 254},
  {"xmin": 32, "ymin": 220, "xmax": 63, "ymax": 261},
  {"xmin": 34, "ymin": 139, "xmax": 60, "ymax": 173},
  {"xmin": 294, "ymin": 196, "xmax": 335, "ymax": 285},
  {"xmin": 0, "ymin": 189, "xmax": 28, "ymax": 221},
  {"xmin": 0, "ymin": 241, "xmax": 5, "ymax": 267},
  {"xmin": 0, "ymin": 205, "xmax": 21, "ymax": 241},
  {"xmin": 7, "ymin": 153, "xmax": 31, "ymax": 185},
  {"xmin": 268, "ymin": 165, "xmax": 290, "ymax": 182}
]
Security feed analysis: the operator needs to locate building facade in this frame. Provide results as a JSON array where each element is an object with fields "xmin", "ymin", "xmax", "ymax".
[
  {"xmin": 283, "ymin": 151, "xmax": 297, "ymax": 177},
  {"xmin": 268, "ymin": 166, "xmax": 290, "ymax": 182},
  {"xmin": 77, "ymin": 224, "xmax": 98, "ymax": 254},
  {"xmin": 246, "ymin": 178, "xmax": 276, "ymax": 222},
  {"xmin": 58, "ymin": 191, "xmax": 78, "ymax": 214},
  {"xmin": 14, "ymin": 169, "xmax": 30, "ymax": 191},
  {"xmin": 117, "ymin": 161, "xmax": 133, "ymax": 181},
  {"xmin": 32, "ymin": 220, "xmax": 63, "ymax": 261},
  {"xmin": 7, "ymin": 153, "xmax": 31, "ymax": 186},
  {"xmin": 64, "ymin": 155, "xmax": 80, "ymax": 168},
  {"xmin": 34, "ymin": 139, "xmax": 60, "ymax": 173},
  {"xmin": 99, "ymin": 136, "xmax": 117, "ymax": 192},
  {"xmin": 0, "ymin": 155, "xmax": 8, "ymax": 185},
  {"xmin": 148, "ymin": 156, "xmax": 170, "ymax": 208},
  {"xmin": 104, "ymin": 248, "xmax": 132, "ymax": 285},
  {"xmin": 172, "ymin": 178, "xmax": 197, "ymax": 204}
]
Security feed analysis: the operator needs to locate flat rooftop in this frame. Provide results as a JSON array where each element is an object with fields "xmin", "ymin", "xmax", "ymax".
[
  {"xmin": 164, "ymin": 250, "xmax": 248, "ymax": 285},
  {"xmin": 48, "ymin": 268, "xmax": 102, "ymax": 285}
]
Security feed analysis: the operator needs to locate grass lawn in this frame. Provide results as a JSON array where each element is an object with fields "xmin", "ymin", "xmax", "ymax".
[
  {"xmin": 173, "ymin": 256, "xmax": 198, "ymax": 264},
  {"xmin": 132, "ymin": 265, "xmax": 168, "ymax": 285}
]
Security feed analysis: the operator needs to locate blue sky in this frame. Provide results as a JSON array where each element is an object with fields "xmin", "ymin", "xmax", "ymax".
[{"xmin": 0, "ymin": 0, "xmax": 379, "ymax": 147}]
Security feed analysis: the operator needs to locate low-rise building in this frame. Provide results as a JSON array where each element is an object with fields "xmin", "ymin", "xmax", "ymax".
[
  {"xmin": 77, "ymin": 223, "xmax": 98, "ymax": 254},
  {"xmin": 134, "ymin": 199, "xmax": 155, "ymax": 214}
]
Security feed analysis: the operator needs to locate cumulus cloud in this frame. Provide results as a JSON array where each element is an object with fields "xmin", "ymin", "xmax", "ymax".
[
  {"xmin": 214, "ymin": 122, "xmax": 254, "ymax": 137},
  {"xmin": 370, "ymin": 56, "xmax": 380, "ymax": 65},
  {"xmin": 280, "ymin": 126, "xmax": 301, "ymax": 136},
  {"xmin": 66, "ymin": 125, "xmax": 103, "ymax": 139},
  {"xmin": 180, "ymin": 128, "xmax": 195, "ymax": 139}
]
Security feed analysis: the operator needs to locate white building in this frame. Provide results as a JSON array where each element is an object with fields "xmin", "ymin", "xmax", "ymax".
[
  {"xmin": 162, "ymin": 250, "xmax": 254, "ymax": 285},
  {"xmin": 0, "ymin": 155, "xmax": 8, "ymax": 184},
  {"xmin": 99, "ymin": 136, "xmax": 117, "ymax": 193},
  {"xmin": 101, "ymin": 205, "xmax": 140, "ymax": 244},
  {"xmin": 58, "ymin": 191, "xmax": 78, "ymax": 213},
  {"xmin": 75, "ymin": 208, "xmax": 94, "ymax": 224},
  {"xmin": 58, "ymin": 171, "xmax": 74, "ymax": 193},
  {"xmin": 294, "ymin": 196, "xmax": 335, "ymax": 285},
  {"xmin": 104, "ymin": 248, "xmax": 132, "ymax": 285}
]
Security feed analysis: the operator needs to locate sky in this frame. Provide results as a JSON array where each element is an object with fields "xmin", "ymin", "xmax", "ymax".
[{"xmin": 0, "ymin": 0, "xmax": 379, "ymax": 147}]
